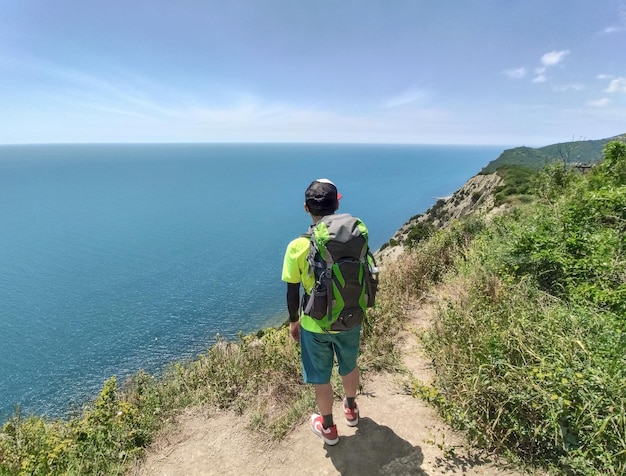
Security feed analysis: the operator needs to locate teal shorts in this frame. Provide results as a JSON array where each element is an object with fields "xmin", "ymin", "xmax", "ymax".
[{"xmin": 300, "ymin": 325, "xmax": 361, "ymax": 384}]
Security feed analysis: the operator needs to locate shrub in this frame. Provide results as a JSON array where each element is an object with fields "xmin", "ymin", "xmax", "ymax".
[
  {"xmin": 406, "ymin": 222, "xmax": 434, "ymax": 245},
  {"xmin": 415, "ymin": 143, "xmax": 626, "ymax": 473},
  {"xmin": 589, "ymin": 141, "xmax": 626, "ymax": 188},
  {"xmin": 493, "ymin": 165, "xmax": 537, "ymax": 206},
  {"xmin": 421, "ymin": 275, "xmax": 625, "ymax": 475}
]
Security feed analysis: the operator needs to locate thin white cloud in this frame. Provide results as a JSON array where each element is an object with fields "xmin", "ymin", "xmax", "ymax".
[
  {"xmin": 553, "ymin": 83, "xmax": 585, "ymax": 92},
  {"xmin": 605, "ymin": 77, "xmax": 626, "ymax": 93},
  {"xmin": 382, "ymin": 88, "xmax": 430, "ymax": 108},
  {"xmin": 84, "ymin": 104, "xmax": 154, "ymax": 119},
  {"xmin": 602, "ymin": 25, "xmax": 623, "ymax": 34},
  {"xmin": 503, "ymin": 67, "xmax": 526, "ymax": 79},
  {"xmin": 587, "ymin": 98, "xmax": 610, "ymax": 107},
  {"xmin": 11, "ymin": 57, "xmax": 175, "ymax": 117},
  {"xmin": 540, "ymin": 50, "xmax": 570, "ymax": 66},
  {"xmin": 528, "ymin": 51, "xmax": 569, "ymax": 85},
  {"xmin": 610, "ymin": 1, "xmax": 626, "ymax": 33}
]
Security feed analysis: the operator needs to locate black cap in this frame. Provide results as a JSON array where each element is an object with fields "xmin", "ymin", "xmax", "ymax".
[{"xmin": 305, "ymin": 178, "xmax": 342, "ymax": 215}]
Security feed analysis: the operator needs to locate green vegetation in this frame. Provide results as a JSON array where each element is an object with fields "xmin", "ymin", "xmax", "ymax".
[
  {"xmin": 480, "ymin": 133, "xmax": 625, "ymax": 173},
  {"xmin": 491, "ymin": 164, "xmax": 537, "ymax": 206},
  {"xmin": 404, "ymin": 141, "xmax": 625, "ymax": 474},
  {"xmin": 483, "ymin": 145, "xmax": 557, "ymax": 172}
]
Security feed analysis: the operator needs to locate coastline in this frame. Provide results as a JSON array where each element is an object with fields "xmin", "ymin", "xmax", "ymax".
[{"xmin": 0, "ymin": 143, "xmax": 503, "ymax": 422}]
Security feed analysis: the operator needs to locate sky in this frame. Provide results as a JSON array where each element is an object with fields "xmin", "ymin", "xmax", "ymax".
[{"xmin": 1, "ymin": 0, "xmax": 625, "ymax": 146}]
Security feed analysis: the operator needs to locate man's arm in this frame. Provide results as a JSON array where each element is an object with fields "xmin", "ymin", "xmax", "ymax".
[
  {"xmin": 286, "ymin": 283, "xmax": 300, "ymax": 322},
  {"xmin": 286, "ymin": 283, "xmax": 301, "ymax": 342}
]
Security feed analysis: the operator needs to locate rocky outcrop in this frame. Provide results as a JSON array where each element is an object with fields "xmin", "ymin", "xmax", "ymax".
[{"xmin": 377, "ymin": 173, "xmax": 504, "ymax": 263}]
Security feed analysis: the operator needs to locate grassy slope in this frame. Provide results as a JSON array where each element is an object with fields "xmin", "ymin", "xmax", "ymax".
[{"xmin": 404, "ymin": 140, "xmax": 626, "ymax": 475}]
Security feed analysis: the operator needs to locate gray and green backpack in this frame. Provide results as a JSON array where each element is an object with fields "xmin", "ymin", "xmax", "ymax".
[{"xmin": 303, "ymin": 213, "xmax": 378, "ymax": 331}]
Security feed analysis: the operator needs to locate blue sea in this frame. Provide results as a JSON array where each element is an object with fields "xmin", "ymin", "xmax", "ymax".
[{"xmin": 0, "ymin": 143, "xmax": 504, "ymax": 421}]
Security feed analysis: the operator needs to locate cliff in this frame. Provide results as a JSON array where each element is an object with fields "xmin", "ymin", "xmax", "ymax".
[{"xmin": 377, "ymin": 172, "xmax": 504, "ymax": 263}]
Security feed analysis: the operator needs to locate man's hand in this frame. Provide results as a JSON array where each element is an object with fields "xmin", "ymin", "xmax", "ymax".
[{"xmin": 289, "ymin": 321, "xmax": 300, "ymax": 342}]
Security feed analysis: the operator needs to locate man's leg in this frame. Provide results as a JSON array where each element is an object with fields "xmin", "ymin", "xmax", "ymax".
[
  {"xmin": 310, "ymin": 382, "xmax": 339, "ymax": 445},
  {"xmin": 341, "ymin": 367, "xmax": 360, "ymax": 426},
  {"xmin": 341, "ymin": 366, "xmax": 359, "ymax": 399},
  {"xmin": 315, "ymin": 382, "xmax": 334, "ymax": 417},
  {"xmin": 335, "ymin": 327, "xmax": 361, "ymax": 426},
  {"xmin": 301, "ymin": 328, "xmax": 339, "ymax": 444}
]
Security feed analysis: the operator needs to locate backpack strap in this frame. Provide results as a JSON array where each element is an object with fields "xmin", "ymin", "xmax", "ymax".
[{"xmin": 305, "ymin": 221, "xmax": 334, "ymax": 322}]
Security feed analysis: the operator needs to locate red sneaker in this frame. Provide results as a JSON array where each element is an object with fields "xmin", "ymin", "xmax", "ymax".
[
  {"xmin": 343, "ymin": 399, "xmax": 359, "ymax": 427},
  {"xmin": 310, "ymin": 414, "xmax": 339, "ymax": 445}
]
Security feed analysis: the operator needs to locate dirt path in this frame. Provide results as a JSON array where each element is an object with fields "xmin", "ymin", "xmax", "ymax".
[{"xmin": 131, "ymin": 304, "xmax": 532, "ymax": 476}]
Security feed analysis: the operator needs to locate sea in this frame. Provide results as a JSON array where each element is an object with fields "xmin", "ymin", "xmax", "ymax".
[{"xmin": 0, "ymin": 143, "xmax": 504, "ymax": 422}]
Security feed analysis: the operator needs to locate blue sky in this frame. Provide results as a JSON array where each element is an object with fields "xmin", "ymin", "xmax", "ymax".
[{"xmin": 1, "ymin": 1, "xmax": 625, "ymax": 146}]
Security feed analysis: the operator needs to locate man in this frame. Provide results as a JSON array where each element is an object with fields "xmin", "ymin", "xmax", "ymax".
[{"xmin": 281, "ymin": 178, "xmax": 362, "ymax": 446}]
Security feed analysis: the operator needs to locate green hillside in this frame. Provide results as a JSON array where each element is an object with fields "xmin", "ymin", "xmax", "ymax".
[
  {"xmin": 409, "ymin": 140, "xmax": 626, "ymax": 475},
  {"xmin": 480, "ymin": 132, "xmax": 626, "ymax": 173}
]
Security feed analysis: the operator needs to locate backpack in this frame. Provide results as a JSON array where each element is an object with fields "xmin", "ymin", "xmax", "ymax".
[{"xmin": 303, "ymin": 213, "xmax": 378, "ymax": 331}]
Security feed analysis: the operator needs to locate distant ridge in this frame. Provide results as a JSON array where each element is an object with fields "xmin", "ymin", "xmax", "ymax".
[{"xmin": 480, "ymin": 132, "xmax": 626, "ymax": 173}]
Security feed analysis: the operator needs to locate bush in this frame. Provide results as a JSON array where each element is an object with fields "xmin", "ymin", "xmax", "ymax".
[
  {"xmin": 500, "ymin": 145, "xmax": 626, "ymax": 316},
  {"xmin": 493, "ymin": 165, "xmax": 537, "ymax": 206},
  {"xmin": 415, "ymin": 142, "xmax": 626, "ymax": 474},
  {"xmin": 406, "ymin": 221, "xmax": 434, "ymax": 245},
  {"xmin": 0, "ymin": 378, "xmax": 146, "ymax": 475},
  {"xmin": 422, "ymin": 274, "xmax": 625, "ymax": 474},
  {"xmin": 589, "ymin": 141, "xmax": 626, "ymax": 188}
]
